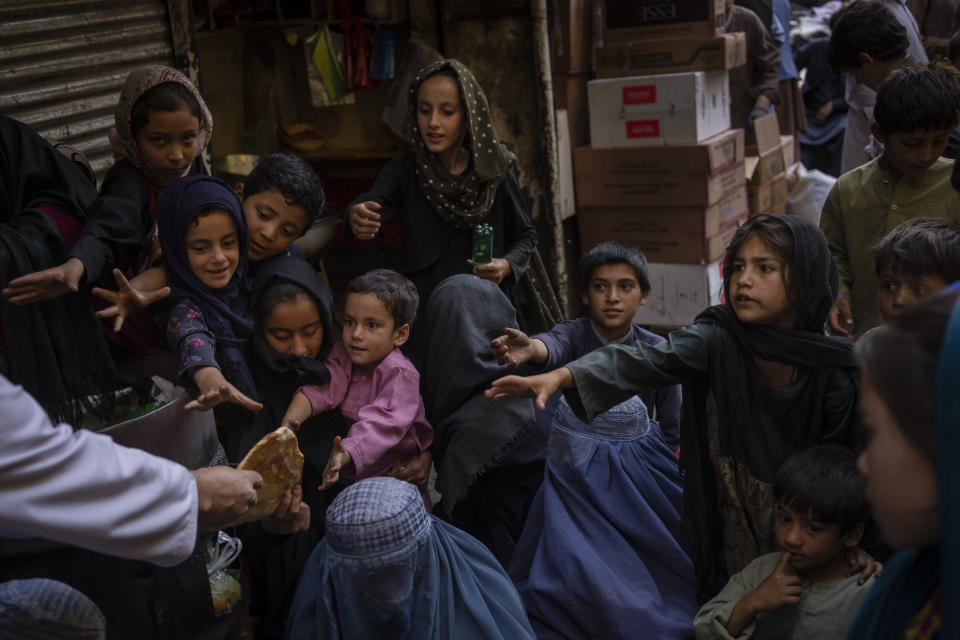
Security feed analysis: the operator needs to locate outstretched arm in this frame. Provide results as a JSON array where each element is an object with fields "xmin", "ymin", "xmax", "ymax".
[
  {"xmin": 93, "ymin": 268, "xmax": 170, "ymax": 332},
  {"xmin": 490, "ymin": 327, "xmax": 549, "ymax": 368},
  {"xmin": 485, "ymin": 367, "xmax": 574, "ymax": 410}
]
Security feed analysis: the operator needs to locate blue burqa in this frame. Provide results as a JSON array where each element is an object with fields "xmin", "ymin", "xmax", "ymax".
[
  {"xmin": 508, "ymin": 397, "xmax": 697, "ymax": 639},
  {"xmin": 285, "ymin": 477, "xmax": 536, "ymax": 640}
]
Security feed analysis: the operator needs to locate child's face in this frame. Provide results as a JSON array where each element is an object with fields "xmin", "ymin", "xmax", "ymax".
[
  {"xmin": 873, "ymin": 125, "xmax": 952, "ymax": 179},
  {"xmin": 857, "ymin": 375, "xmax": 938, "ymax": 549},
  {"xmin": 728, "ymin": 233, "xmax": 795, "ymax": 328},
  {"xmin": 416, "ymin": 74, "xmax": 466, "ymax": 157},
  {"xmin": 342, "ymin": 292, "xmax": 409, "ymax": 371},
  {"xmin": 263, "ymin": 297, "xmax": 324, "ymax": 358},
  {"xmin": 775, "ymin": 503, "xmax": 860, "ymax": 581},
  {"xmin": 134, "ymin": 107, "xmax": 200, "ymax": 183},
  {"xmin": 185, "ymin": 209, "xmax": 240, "ymax": 289},
  {"xmin": 582, "ymin": 263, "xmax": 648, "ymax": 337},
  {"xmin": 239, "ymin": 186, "xmax": 311, "ymax": 261},
  {"xmin": 877, "ymin": 268, "xmax": 949, "ymax": 322}
]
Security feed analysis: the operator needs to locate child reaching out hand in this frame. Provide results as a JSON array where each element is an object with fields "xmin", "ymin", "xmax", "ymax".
[
  {"xmin": 490, "ymin": 241, "xmax": 682, "ymax": 450},
  {"xmin": 282, "ymin": 269, "xmax": 433, "ymax": 507},
  {"xmin": 158, "ymin": 175, "xmax": 262, "ymax": 413},
  {"xmin": 486, "ymin": 214, "xmax": 869, "ymax": 602},
  {"xmin": 694, "ymin": 445, "xmax": 875, "ymax": 639}
]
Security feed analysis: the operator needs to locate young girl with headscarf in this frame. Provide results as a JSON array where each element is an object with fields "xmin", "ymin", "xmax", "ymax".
[
  {"xmin": 158, "ymin": 175, "xmax": 261, "ymax": 415},
  {"xmin": 345, "ymin": 59, "xmax": 537, "ymax": 360},
  {"xmin": 488, "ymin": 214, "xmax": 877, "ymax": 602},
  {"xmin": 6, "ymin": 65, "xmax": 213, "ymax": 316}
]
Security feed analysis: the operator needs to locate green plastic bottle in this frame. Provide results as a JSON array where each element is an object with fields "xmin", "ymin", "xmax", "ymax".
[{"xmin": 472, "ymin": 223, "xmax": 493, "ymax": 265}]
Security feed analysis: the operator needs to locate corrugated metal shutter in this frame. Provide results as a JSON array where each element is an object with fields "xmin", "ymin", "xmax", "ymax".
[{"xmin": 0, "ymin": 0, "xmax": 176, "ymax": 181}]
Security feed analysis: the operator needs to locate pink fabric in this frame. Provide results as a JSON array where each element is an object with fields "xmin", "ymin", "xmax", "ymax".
[
  {"xmin": 300, "ymin": 343, "xmax": 434, "ymax": 506},
  {"xmin": 37, "ymin": 203, "xmax": 83, "ymax": 250}
]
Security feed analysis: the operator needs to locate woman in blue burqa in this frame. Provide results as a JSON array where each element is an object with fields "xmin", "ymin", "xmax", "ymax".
[
  {"xmin": 284, "ymin": 476, "xmax": 536, "ymax": 639},
  {"xmin": 509, "ymin": 395, "xmax": 697, "ymax": 639}
]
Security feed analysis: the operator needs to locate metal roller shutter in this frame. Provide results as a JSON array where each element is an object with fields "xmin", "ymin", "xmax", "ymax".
[{"xmin": 0, "ymin": 0, "xmax": 177, "ymax": 181}]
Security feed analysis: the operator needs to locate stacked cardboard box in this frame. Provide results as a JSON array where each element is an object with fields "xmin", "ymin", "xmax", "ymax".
[
  {"xmin": 567, "ymin": 0, "xmax": 748, "ymax": 325},
  {"xmin": 745, "ymin": 113, "xmax": 795, "ymax": 216}
]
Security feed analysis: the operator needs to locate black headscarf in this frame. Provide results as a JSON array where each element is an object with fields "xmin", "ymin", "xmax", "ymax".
[
  {"xmin": 0, "ymin": 116, "xmax": 117, "ymax": 426},
  {"xmin": 249, "ymin": 256, "xmax": 335, "ymax": 429},
  {"xmin": 157, "ymin": 175, "xmax": 256, "ymax": 397},
  {"xmin": 697, "ymin": 213, "xmax": 857, "ymax": 368},
  {"xmin": 420, "ymin": 274, "xmax": 538, "ymax": 517},
  {"xmin": 686, "ymin": 214, "xmax": 859, "ymax": 601}
]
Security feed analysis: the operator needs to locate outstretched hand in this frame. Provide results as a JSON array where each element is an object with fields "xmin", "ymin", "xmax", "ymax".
[
  {"xmin": 319, "ymin": 436, "xmax": 351, "ymax": 491},
  {"xmin": 3, "ymin": 257, "xmax": 85, "ymax": 305},
  {"xmin": 186, "ymin": 383, "xmax": 263, "ymax": 412},
  {"xmin": 484, "ymin": 367, "xmax": 573, "ymax": 410},
  {"xmin": 93, "ymin": 269, "xmax": 170, "ymax": 332},
  {"xmin": 490, "ymin": 327, "xmax": 535, "ymax": 368}
]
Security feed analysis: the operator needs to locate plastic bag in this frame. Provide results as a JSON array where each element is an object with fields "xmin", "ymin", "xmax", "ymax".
[
  {"xmin": 309, "ymin": 23, "xmax": 346, "ymax": 101},
  {"xmin": 785, "ymin": 162, "xmax": 837, "ymax": 226},
  {"xmin": 204, "ymin": 532, "xmax": 243, "ymax": 617}
]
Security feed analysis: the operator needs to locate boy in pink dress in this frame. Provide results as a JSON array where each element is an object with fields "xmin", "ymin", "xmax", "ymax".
[{"xmin": 281, "ymin": 269, "xmax": 433, "ymax": 507}]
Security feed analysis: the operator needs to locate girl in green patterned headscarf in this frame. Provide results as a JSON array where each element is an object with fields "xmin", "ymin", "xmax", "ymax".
[{"xmin": 346, "ymin": 59, "xmax": 537, "ymax": 338}]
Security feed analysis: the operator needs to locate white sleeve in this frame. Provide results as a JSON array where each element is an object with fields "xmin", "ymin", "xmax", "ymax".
[{"xmin": 0, "ymin": 377, "xmax": 198, "ymax": 567}]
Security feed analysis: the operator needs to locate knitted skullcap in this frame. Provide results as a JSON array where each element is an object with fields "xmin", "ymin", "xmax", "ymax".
[
  {"xmin": 553, "ymin": 396, "xmax": 651, "ymax": 441},
  {"xmin": 325, "ymin": 477, "xmax": 430, "ymax": 557}
]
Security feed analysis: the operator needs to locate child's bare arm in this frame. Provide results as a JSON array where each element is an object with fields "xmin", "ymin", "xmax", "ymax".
[
  {"xmin": 93, "ymin": 268, "xmax": 170, "ymax": 332},
  {"xmin": 726, "ymin": 552, "xmax": 801, "ymax": 637},
  {"xmin": 485, "ymin": 367, "xmax": 574, "ymax": 410},
  {"xmin": 187, "ymin": 366, "xmax": 263, "ymax": 412},
  {"xmin": 280, "ymin": 391, "xmax": 314, "ymax": 430},
  {"xmin": 490, "ymin": 327, "xmax": 548, "ymax": 368}
]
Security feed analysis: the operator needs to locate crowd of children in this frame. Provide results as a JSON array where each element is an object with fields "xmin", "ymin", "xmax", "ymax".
[{"xmin": 2, "ymin": 8, "xmax": 960, "ymax": 636}]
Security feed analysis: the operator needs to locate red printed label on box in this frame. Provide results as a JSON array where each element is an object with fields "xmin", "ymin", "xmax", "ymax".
[
  {"xmin": 622, "ymin": 85, "xmax": 657, "ymax": 105},
  {"xmin": 626, "ymin": 120, "xmax": 661, "ymax": 138}
]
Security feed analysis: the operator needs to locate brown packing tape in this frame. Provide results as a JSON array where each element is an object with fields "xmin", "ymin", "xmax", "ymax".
[{"xmin": 595, "ymin": 32, "xmax": 746, "ymax": 78}]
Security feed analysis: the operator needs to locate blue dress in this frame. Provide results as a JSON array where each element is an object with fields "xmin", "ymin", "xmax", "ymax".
[{"xmin": 508, "ymin": 397, "xmax": 697, "ymax": 639}]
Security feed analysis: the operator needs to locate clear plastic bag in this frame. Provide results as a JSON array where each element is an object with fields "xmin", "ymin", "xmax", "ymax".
[{"xmin": 204, "ymin": 532, "xmax": 243, "ymax": 617}]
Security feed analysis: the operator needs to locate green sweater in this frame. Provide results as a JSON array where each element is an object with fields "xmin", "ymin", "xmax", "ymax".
[{"xmin": 819, "ymin": 156, "xmax": 960, "ymax": 336}]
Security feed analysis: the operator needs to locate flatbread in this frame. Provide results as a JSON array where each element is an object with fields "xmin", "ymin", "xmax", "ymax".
[{"xmin": 230, "ymin": 426, "xmax": 304, "ymax": 525}]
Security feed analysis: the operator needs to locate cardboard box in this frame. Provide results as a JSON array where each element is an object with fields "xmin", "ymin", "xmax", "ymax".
[
  {"xmin": 747, "ymin": 172, "xmax": 788, "ymax": 215},
  {"xmin": 780, "ymin": 133, "xmax": 796, "ymax": 169},
  {"xmin": 634, "ymin": 259, "xmax": 724, "ymax": 326},
  {"xmin": 745, "ymin": 148, "xmax": 785, "ymax": 186},
  {"xmin": 551, "ymin": 0, "xmax": 592, "ymax": 73},
  {"xmin": 577, "ymin": 186, "xmax": 748, "ymax": 263},
  {"xmin": 553, "ymin": 72, "xmax": 590, "ymax": 148},
  {"xmin": 573, "ymin": 128, "xmax": 746, "ymax": 207},
  {"xmin": 596, "ymin": 32, "xmax": 745, "ymax": 78},
  {"xmin": 588, "ymin": 71, "xmax": 730, "ymax": 147},
  {"xmin": 602, "ymin": 0, "xmax": 726, "ymax": 43}
]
